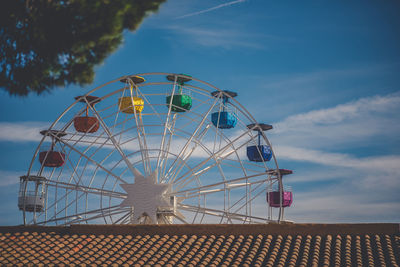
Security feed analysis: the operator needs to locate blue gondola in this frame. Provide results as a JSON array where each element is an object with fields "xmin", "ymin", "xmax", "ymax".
[
  {"xmin": 211, "ymin": 111, "xmax": 237, "ymax": 129},
  {"xmin": 246, "ymin": 123, "xmax": 273, "ymax": 162},
  {"xmin": 211, "ymin": 90, "xmax": 238, "ymax": 129},
  {"xmin": 247, "ymin": 145, "xmax": 272, "ymax": 162}
]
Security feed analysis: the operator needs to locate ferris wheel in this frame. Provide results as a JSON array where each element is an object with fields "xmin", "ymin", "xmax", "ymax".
[{"xmin": 18, "ymin": 73, "xmax": 293, "ymax": 225}]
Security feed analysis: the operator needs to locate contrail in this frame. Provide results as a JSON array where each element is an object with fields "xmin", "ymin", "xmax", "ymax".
[{"xmin": 176, "ymin": 0, "xmax": 247, "ymax": 19}]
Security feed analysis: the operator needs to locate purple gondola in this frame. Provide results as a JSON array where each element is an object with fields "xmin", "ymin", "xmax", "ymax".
[{"xmin": 267, "ymin": 190, "xmax": 293, "ymax": 207}]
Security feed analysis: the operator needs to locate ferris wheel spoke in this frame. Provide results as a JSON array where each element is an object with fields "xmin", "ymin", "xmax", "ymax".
[
  {"xmin": 60, "ymin": 132, "xmax": 113, "ymax": 186},
  {"xmin": 164, "ymin": 124, "xmax": 212, "ymax": 184},
  {"xmin": 115, "ymin": 113, "xmax": 129, "ymax": 146},
  {"xmin": 89, "ymin": 104, "xmax": 142, "ymax": 178},
  {"xmin": 228, "ymin": 182, "xmax": 263, "ymax": 213},
  {"xmin": 170, "ymin": 95, "xmax": 213, "ymax": 131},
  {"xmin": 46, "ymin": 180, "xmax": 126, "ymax": 199},
  {"xmin": 86, "ymin": 207, "xmax": 130, "ymax": 224},
  {"xmin": 130, "ymin": 105, "xmax": 152, "ymax": 175},
  {"xmin": 172, "ymin": 173, "xmax": 268, "ymax": 198},
  {"xmin": 112, "ymin": 210, "xmax": 132, "ymax": 224},
  {"xmin": 46, "ymin": 178, "xmax": 115, "ymax": 225},
  {"xmin": 173, "ymin": 130, "xmax": 254, "ymax": 191},
  {"xmin": 159, "ymin": 114, "xmax": 178, "ymax": 179},
  {"xmin": 58, "ymin": 146, "xmax": 82, "ymax": 185},
  {"xmin": 58, "ymin": 129, "xmax": 115, "ymax": 149},
  {"xmin": 165, "ymin": 97, "xmax": 219, "ymax": 182},
  {"xmin": 120, "ymin": 214, "xmax": 132, "ymax": 224},
  {"xmin": 157, "ymin": 117, "xmax": 174, "ymax": 180},
  {"xmin": 56, "ymin": 138, "xmax": 128, "ymax": 184},
  {"xmin": 212, "ymin": 104, "xmax": 224, "ymax": 154},
  {"xmin": 84, "ymin": 145, "xmax": 126, "ymax": 190},
  {"xmin": 156, "ymin": 78, "xmax": 178, "ymax": 177},
  {"xmin": 42, "ymin": 185, "xmax": 75, "ymax": 219},
  {"xmin": 137, "ymin": 91, "xmax": 163, "ymax": 122},
  {"xmin": 37, "ymin": 205, "xmax": 125, "ymax": 225},
  {"xmin": 39, "ymin": 187, "xmax": 102, "ymax": 224},
  {"xmin": 230, "ymin": 183, "xmax": 266, "ymax": 215},
  {"xmin": 45, "ymin": 187, "xmax": 104, "ymax": 223},
  {"xmin": 178, "ymin": 203, "xmax": 267, "ymax": 223},
  {"xmin": 157, "ymin": 111, "xmax": 175, "ymax": 178},
  {"xmin": 174, "ymin": 127, "xmax": 253, "ymax": 181},
  {"xmin": 136, "ymin": 88, "xmax": 170, "ymax": 173},
  {"xmin": 172, "ymin": 215, "xmax": 189, "ymax": 224}
]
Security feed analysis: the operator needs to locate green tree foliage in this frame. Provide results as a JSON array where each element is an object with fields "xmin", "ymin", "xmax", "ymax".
[{"xmin": 0, "ymin": 0, "xmax": 166, "ymax": 96}]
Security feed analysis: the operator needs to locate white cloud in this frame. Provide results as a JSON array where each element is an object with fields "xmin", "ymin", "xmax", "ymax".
[
  {"xmin": 276, "ymin": 146, "xmax": 400, "ymax": 189},
  {"xmin": 264, "ymin": 92, "xmax": 400, "ymax": 222},
  {"xmin": 0, "ymin": 170, "xmax": 24, "ymax": 187},
  {"xmin": 286, "ymin": 191, "xmax": 400, "ymax": 223},
  {"xmin": 176, "ymin": 0, "xmax": 247, "ymax": 20},
  {"xmin": 252, "ymin": 64, "xmax": 398, "ymax": 92},
  {"xmin": 276, "ymin": 146, "xmax": 400, "ymax": 172},
  {"xmin": 274, "ymin": 92, "xmax": 400, "ymax": 132},
  {"xmin": 268, "ymin": 92, "xmax": 400, "ymax": 187},
  {"xmin": 270, "ymin": 92, "xmax": 400, "ymax": 148},
  {"xmin": 165, "ymin": 26, "xmax": 268, "ymax": 49},
  {"xmin": 0, "ymin": 121, "xmax": 49, "ymax": 143}
]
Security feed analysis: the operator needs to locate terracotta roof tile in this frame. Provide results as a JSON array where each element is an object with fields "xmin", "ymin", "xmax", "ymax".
[{"xmin": 1, "ymin": 224, "xmax": 400, "ymax": 265}]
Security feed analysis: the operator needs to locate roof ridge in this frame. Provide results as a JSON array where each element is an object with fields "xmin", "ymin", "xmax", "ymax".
[{"xmin": 0, "ymin": 223, "xmax": 399, "ymax": 235}]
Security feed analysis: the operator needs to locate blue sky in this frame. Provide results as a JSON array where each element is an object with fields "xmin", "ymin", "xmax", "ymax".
[{"xmin": 1, "ymin": 0, "xmax": 400, "ymax": 224}]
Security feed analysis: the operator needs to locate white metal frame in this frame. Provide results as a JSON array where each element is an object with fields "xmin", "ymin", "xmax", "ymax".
[{"xmin": 20, "ymin": 73, "xmax": 288, "ymax": 225}]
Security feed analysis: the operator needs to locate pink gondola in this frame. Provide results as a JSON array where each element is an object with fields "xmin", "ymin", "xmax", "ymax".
[{"xmin": 267, "ymin": 191, "xmax": 293, "ymax": 208}]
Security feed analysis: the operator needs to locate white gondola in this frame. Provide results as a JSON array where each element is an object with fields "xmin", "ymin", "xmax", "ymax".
[{"xmin": 18, "ymin": 175, "xmax": 46, "ymax": 213}]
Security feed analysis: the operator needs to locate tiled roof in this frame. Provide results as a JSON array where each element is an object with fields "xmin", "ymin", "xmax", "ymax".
[{"xmin": 1, "ymin": 224, "xmax": 399, "ymax": 266}]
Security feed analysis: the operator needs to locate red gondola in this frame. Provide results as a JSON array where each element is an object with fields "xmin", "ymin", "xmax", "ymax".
[
  {"xmin": 73, "ymin": 96, "xmax": 101, "ymax": 133},
  {"xmin": 74, "ymin": 116, "xmax": 99, "ymax": 133},
  {"xmin": 39, "ymin": 151, "xmax": 65, "ymax": 167},
  {"xmin": 38, "ymin": 130, "xmax": 67, "ymax": 168}
]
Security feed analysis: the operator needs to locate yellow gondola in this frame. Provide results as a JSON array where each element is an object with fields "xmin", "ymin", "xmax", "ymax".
[{"xmin": 118, "ymin": 76, "xmax": 145, "ymax": 114}]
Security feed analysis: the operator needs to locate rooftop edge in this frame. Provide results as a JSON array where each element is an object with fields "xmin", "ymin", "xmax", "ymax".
[{"xmin": 0, "ymin": 223, "xmax": 398, "ymax": 236}]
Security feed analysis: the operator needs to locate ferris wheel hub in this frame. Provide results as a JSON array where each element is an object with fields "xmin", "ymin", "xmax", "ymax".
[{"xmin": 119, "ymin": 169, "xmax": 174, "ymax": 224}]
